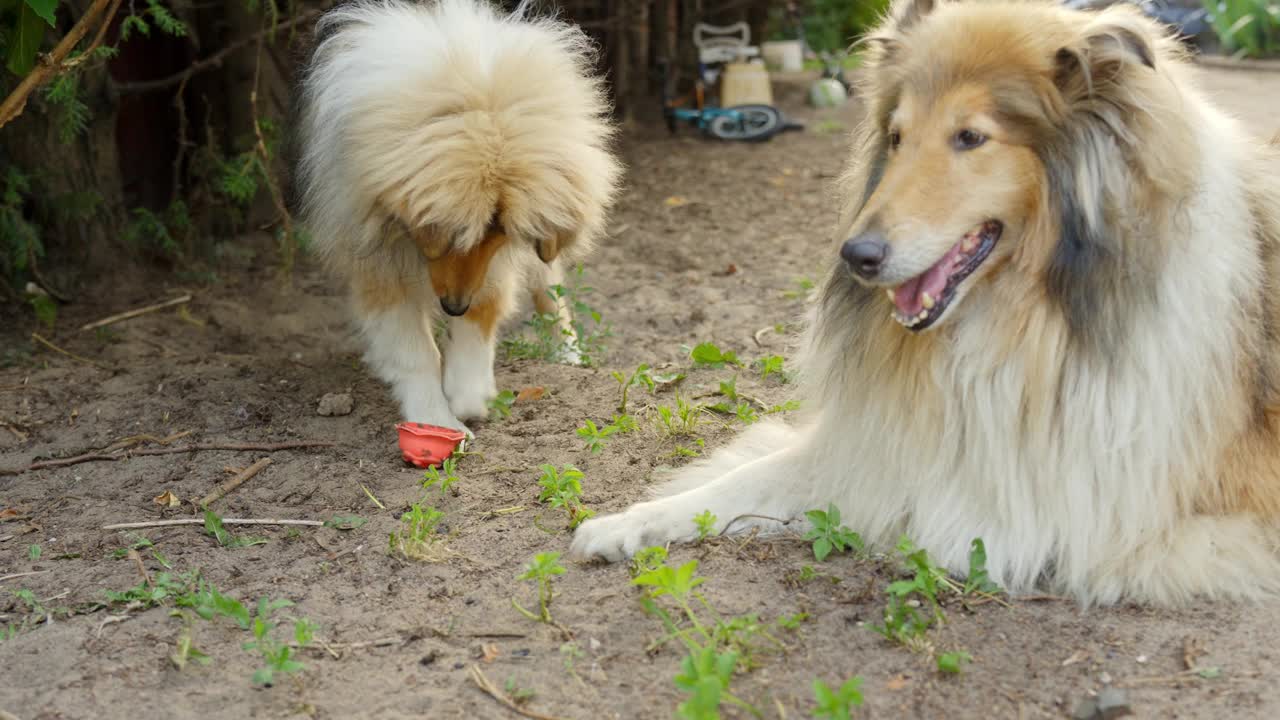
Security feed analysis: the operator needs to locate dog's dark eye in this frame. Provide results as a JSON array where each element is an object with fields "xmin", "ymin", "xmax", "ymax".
[
  {"xmin": 953, "ymin": 129, "xmax": 987, "ymax": 150},
  {"xmin": 888, "ymin": 129, "xmax": 902, "ymax": 151}
]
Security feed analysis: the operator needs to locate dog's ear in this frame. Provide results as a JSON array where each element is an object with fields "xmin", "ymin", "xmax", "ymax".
[
  {"xmin": 1053, "ymin": 18, "xmax": 1155, "ymax": 102},
  {"xmin": 858, "ymin": 0, "xmax": 939, "ymax": 60},
  {"xmin": 887, "ymin": 0, "xmax": 937, "ymax": 32}
]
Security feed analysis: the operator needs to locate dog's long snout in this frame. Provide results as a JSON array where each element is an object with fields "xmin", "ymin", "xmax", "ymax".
[
  {"xmin": 841, "ymin": 231, "xmax": 890, "ymax": 280},
  {"xmin": 440, "ymin": 297, "xmax": 470, "ymax": 317}
]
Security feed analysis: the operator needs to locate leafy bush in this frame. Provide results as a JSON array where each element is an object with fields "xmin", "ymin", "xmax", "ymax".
[
  {"xmin": 766, "ymin": 0, "xmax": 893, "ymax": 53},
  {"xmin": 1204, "ymin": 0, "xmax": 1280, "ymax": 57}
]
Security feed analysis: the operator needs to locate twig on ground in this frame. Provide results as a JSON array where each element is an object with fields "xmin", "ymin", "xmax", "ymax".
[
  {"xmin": 30, "ymin": 332, "xmax": 113, "ymax": 370},
  {"xmin": 79, "ymin": 294, "xmax": 193, "ymax": 332},
  {"xmin": 468, "ymin": 664, "xmax": 566, "ymax": 720},
  {"xmin": 198, "ymin": 457, "xmax": 272, "ymax": 507},
  {"xmin": 0, "ymin": 420, "xmax": 28, "ymax": 441},
  {"xmin": 0, "ymin": 0, "xmax": 122, "ymax": 129},
  {"xmin": 360, "ymin": 484, "xmax": 386, "ymax": 509},
  {"xmin": 96, "ymin": 614, "xmax": 129, "ymax": 638},
  {"xmin": 1, "ymin": 440, "xmax": 334, "ymax": 476},
  {"xmin": 127, "ymin": 549, "xmax": 151, "ymax": 588},
  {"xmin": 753, "ymin": 325, "xmax": 775, "ymax": 347},
  {"xmin": 0, "ymin": 570, "xmax": 49, "ymax": 584},
  {"xmin": 103, "ymin": 518, "xmax": 324, "ymax": 531},
  {"xmin": 100, "ymin": 430, "xmax": 192, "ymax": 453}
]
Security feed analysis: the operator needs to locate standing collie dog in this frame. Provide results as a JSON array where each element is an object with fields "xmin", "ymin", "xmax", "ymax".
[
  {"xmin": 296, "ymin": 0, "xmax": 620, "ymax": 434},
  {"xmin": 573, "ymin": 0, "xmax": 1280, "ymax": 606}
]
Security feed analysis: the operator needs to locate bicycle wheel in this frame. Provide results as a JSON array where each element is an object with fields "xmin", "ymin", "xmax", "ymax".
[{"xmin": 707, "ymin": 105, "xmax": 783, "ymax": 142}]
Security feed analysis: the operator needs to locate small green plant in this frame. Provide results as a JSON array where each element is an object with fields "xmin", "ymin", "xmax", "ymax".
[
  {"xmin": 110, "ymin": 535, "xmax": 156, "ymax": 559},
  {"xmin": 656, "ymin": 393, "xmax": 704, "ymax": 437},
  {"xmin": 512, "ymin": 551, "xmax": 566, "ymax": 625},
  {"xmin": 693, "ymin": 510, "xmax": 717, "ymax": 542},
  {"xmin": 812, "ymin": 677, "xmax": 865, "ymax": 719},
  {"xmin": 203, "ymin": 508, "xmax": 267, "ymax": 548},
  {"xmin": 488, "ymin": 390, "xmax": 517, "ymax": 421},
  {"xmin": 323, "ymin": 514, "xmax": 367, "ymax": 530},
  {"xmin": 422, "ymin": 457, "xmax": 460, "ymax": 496},
  {"xmin": 675, "ymin": 645, "xmax": 742, "ymax": 720},
  {"xmin": 611, "ymin": 413, "xmax": 638, "ymax": 433},
  {"xmin": 1204, "ymin": 0, "xmax": 1280, "ymax": 58},
  {"xmin": 689, "ymin": 342, "xmax": 742, "ymax": 369},
  {"xmin": 389, "ymin": 503, "xmax": 446, "ymax": 560},
  {"xmin": 502, "ymin": 265, "xmax": 610, "ymax": 366},
  {"xmin": 169, "ymin": 610, "xmax": 213, "ymax": 670},
  {"xmin": 629, "ymin": 545, "xmax": 669, "ymax": 578},
  {"xmin": 27, "ymin": 544, "xmax": 41, "ymax": 561},
  {"xmin": 803, "ymin": 504, "xmax": 864, "ymax": 562},
  {"xmin": 242, "ymin": 597, "xmax": 313, "ymax": 686},
  {"xmin": 536, "ymin": 464, "xmax": 594, "ymax": 529},
  {"xmin": 612, "ymin": 363, "xmax": 655, "ymax": 413},
  {"xmin": 105, "ymin": 570, "xmax": 202, "ymax": 609},
  {"xmin": 755, "ymin": 355, "xmax": 786, "ymax": 381},
  {"xmin": 782, "ymin": 277, "xmax": 816, "ymax": 300},
  {"xmin": 964, "ymin": 538, "xmax": 1001, "ymax": 595},
  {"xmin": 504, "ymin": 676, "xmax": 537, "ymax": 705},
  {"xmin": 937, "ymin": 650, "xmax": 972, "ymax": 674},
  {"xmin": 576, "ymin": 418, "xmax": 618, "ymax": 453},
  {"xmin": 672, "ymin": 438, "xmax": 706, "ymax": 458}
]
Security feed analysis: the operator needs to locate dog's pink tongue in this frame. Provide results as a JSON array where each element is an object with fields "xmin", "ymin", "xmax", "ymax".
[{"xmin": 893, "ymin": 244, "xmax": 961, "ymax": 316}]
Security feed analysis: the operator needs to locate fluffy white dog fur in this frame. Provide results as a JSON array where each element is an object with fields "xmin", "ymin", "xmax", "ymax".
[
  {"xmin": 572, "ymin": 0, "xmax": 1280, "ymax": 607},
  {"xmin": 295, "ymin": 0, "xmax": 620, "ymax": 433}
]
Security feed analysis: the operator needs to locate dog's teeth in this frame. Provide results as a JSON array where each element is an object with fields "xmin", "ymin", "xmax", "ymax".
[
  {"xmin": 962, "ymin": 236, "xmax": 977, "ymax": 253},
  {"xmin": 885, "ymin": 289, "xmax": 895, "ymax": 300},
  {"xmin": 917, "ymin": 311, "xmax": 928, "ymax": 322},
  {"xmin": 921, "ymin": 292, "xmax": 934, "ymax": 309}
]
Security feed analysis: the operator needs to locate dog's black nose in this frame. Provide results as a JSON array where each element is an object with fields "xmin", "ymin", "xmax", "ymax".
[
  {"xmin": 440, "ymin": 298, "xmax": 470, "ymax": 317},
  {"xmin": 841, "ymin": 232, "xmax": 889, "ymax": 280}
]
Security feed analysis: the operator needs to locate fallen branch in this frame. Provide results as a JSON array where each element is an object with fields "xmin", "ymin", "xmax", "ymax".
[
  {"xmin": 0, "ymin": 570, "xmax": 50, "ymax": 585},
  {"xmin": 31, "ymin": 332, "xmax": 113, "ymax": 370},
  {"xmin": 103, "ymin": 518, "xmax": 324, "ymax": 531},
  {"xmin": 198, "ymin": 457, "xmax": 271, "ymax": 507},
  {"xmin": 0, "ymin": 0, "xmax": 122, "ymax": 129},
  {"xmin": 79, "ymin": 294, "xmax": 193, "ymax": 332},
  {"xmin": 1, "ymin": 440, "xmax": 334, "ymax": 476},
  {"xmin": 468, "ymin": 664, "xmax": 566, "ymax": 720}
]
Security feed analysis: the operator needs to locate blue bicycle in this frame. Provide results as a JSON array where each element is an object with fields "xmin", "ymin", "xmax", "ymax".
[{"xmin": 660, "ymin": 59, "xmax": 785, "ymax": 142}]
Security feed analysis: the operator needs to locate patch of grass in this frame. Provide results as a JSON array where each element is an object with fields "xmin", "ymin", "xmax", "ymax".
[
  {"xmin": 754, "ymin": 355, "xmax": 786, "ymax": 381},
  {"xmin": 512, "ymin": 552, "xmax": 566, "ymax": 626},
  {"xmin": 803, "ymin": 504, "xmax": 864, "ymax": 562},
  {"xmin": 536, "ymin": 464, "xmax": 595, "ymax": 529},
  {"xmin": 243, "ymin": 597, "xmax": 314, "ymax": 686},
  {"xmin": 655, "ymin": 393, "xmax": 704, "ymax": 437},
  {"xmin": 27, "ymin": 544, "xmax": 41, "ymax": 561},
  {"xmin": 501, "ymin": 264, "xmax": 611, "ymax": 366},
  {"xmin": 812, "ymin": 677, "xmax": 865, "ymax": 719},
  {"xmin": 388, "ymin": 503, "xmax": 447, "ymax": 560}
]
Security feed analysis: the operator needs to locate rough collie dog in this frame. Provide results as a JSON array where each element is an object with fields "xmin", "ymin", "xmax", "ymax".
[
  {"xmin": 572, "ymin": 0, "xmax": 1280, "ymax": 606},
  {"xmin": 295, "ymin": 0, "xmax": 620, "ymax": 433}
]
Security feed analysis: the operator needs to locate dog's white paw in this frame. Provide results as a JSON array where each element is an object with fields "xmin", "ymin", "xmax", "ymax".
[
  {"xmin": 442, "ymin": 364, "xmax": 496, "ymax": 422},
  {"xmin": 403, "ymin": 403, "xmax": 473, "ymax": 438},
  {"xmin": 569, "ymin": 504, "xmax": 692, "ymax": 562}
]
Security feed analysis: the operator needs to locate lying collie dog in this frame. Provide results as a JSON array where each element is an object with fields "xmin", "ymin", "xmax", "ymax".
[
  {"xmin": 295, "ymin": 0, "xmax": 620, "ymax": 433},
  {"xmin": 573, "ymin": 0, "xmax": 1280, "ymax": 606}
]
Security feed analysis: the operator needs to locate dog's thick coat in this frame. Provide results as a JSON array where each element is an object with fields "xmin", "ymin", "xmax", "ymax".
[
  {"xmin": 296, "ymin": 0, "xmax": 620, "ymax": 432},
  {"xmin": 572, "ymin": 0, "xmax": 1280, "ymax": 606}
]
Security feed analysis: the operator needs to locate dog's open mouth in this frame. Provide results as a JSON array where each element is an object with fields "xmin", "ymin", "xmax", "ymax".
[{"xmin": 890, "ymin": 221, "xmax": 1002, "ymax": 331}]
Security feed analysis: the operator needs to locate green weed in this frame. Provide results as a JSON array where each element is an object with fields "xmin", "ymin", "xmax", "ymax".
[
  {"xmin": 937, "ymin": 650, "xmax": 972, "ymax": 674},
  {"xmin": 502, "ymin": 265, "xmax": 610, "ymax": 366},
  {"xmin": 512, "ymin": 552, "xmax": 566, "ymax": 626},
  {"xmin": 693, "ymin": 511, "xmax": 717, "ymax": 542},
  {"xmin": 488, "ymin": 390, "xmax": 517, "ymax": 421},
  {"xmin": 536, "ymin": 464, "xmax": 594, "ymax": 529},
  {"xmin": 27, "ymin": 544, "xmax": 40, "ymax": 561},
  {"xmin": 242, "ymin": 597, "xmax": 313, "ymax": 686},
  {"xmin": 203, "ymin": 509, "xmax": 267, "ymax": 548},
  {"xmin": 812, "ymin": 677, "xmax": 865, "ymax": 719},
  {"xmin": 389, "ymin": 504, "xmax": 446, "ymax": 560},
  {"xmin": 655, "ymin": 393, "xmax": 704, "ymax": 437},
  {"xmin": 803, "ymin": 504, "xmax": 864, "ymax": 562},
  {"xmin": 576, "ymin": 419, "xmax": 618, "ymax": 453},
  {"xmin": 689, "ymin": 342, "xmax": 742, "ymax": 369},
  {"xmin": 422, "ymin": 457, "xmax": 460, "ymax": 497}
]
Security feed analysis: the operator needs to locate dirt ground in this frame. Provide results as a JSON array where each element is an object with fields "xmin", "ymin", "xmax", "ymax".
[{"xmin": 3, "ymin": 64, "xmax": 1280, "ymax": 720}]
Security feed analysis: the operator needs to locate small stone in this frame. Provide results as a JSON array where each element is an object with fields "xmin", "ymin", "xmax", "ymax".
[
  {"xmin": 317, "ymin": 392, "xmax": 354, "ymax": 416},
  {"xmin": 1099, "ymin": 671, "xmax": 1113, "ymax": 685},
  {"xmin": 1136, "ymin": 655, "xmax": 1148, "ymax": 664},
  {"xmin": 1096, "ymin": 687, "xmax": 1132, "ymax": 719},
  {"xmin": 905, "ymin": 598, "xmax": 921, "ymax": 608}
]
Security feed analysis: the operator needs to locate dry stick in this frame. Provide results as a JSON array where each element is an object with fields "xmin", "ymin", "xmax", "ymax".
[
  {"xmin": 103, "ymin": 518, "xmax": 324, "ymax": 531},
  {"xmin": 0, "ymin": 570, "xmax": 49, "ymax": 584},
  {"xmin": 1, "ymin": 440, "xmax": 334, "ymax": 476},
  {"xmin": 30, "ymin": 332, "xmax": 112, "ymax": 370},
  {"xmin": 468, "ymin": 665, "xmax": 566, "ymax": 720},
  {"xmin": 115, "ymin": 8, "xmax": 323, "ymax": 94},
  {"xmin": 79, "ymin": 294, "xmax": 193, "ymax": 332},
  {"xmin": 100, "ymin": 429, "xmax": 192, "ymax": 454},
  {"xmin": 198, "ymin": 457, "xmax": 271, "ymax": 507},
  {"xmin": 0, "ymin": 0, "xmax": 122, "ymax": 129}
]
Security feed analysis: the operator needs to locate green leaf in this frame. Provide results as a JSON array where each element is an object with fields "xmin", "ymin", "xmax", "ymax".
[
  {"xmin": 22, "ymin": 0, "xmax": 57, "ymax": 26},
  {"xmin": 6, "ymin": 2, "xmax": 49, "ymax": 76},
  {"xmin": 324, "ymin": 514, "xmax": 366, "ymax": 530},
  {"xmin": 937, "ymin": 651, "xmax": 972, "ymax": 674},
  {"xmin": 813, "ymin": 537, "xmax": 832, "ymax": 562}
]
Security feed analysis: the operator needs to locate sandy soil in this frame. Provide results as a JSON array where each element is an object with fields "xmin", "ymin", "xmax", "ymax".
[{"xmin": 3, "ymin": 65, "xmax": 1280, "ymax": 720}]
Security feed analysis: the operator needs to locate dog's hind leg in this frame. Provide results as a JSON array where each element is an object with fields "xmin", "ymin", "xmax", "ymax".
[
  {"xmin": 353, "ymin": 277, "xmax": 469, "ymax": 434},
  {"xmin": 529, "ymin": 258, "xmax": 583, "ymax": 366},
  {"xmin": 570, "ymin": 421, "xmax": 811, "ymax": 561}
]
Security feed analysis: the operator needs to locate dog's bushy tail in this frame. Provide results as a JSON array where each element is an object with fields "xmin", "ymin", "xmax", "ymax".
[{"xmin": 651, "ymin": 420, "xmax": 800, "ymax": 499}]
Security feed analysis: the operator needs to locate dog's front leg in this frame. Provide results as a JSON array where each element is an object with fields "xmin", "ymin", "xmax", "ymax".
[
  {"xmin": 569, "ymin": 443, "xmax": 808, "ymax": 561},
  {"xmin": 442, "ymin": 297, "xmax": 502, "ymax": 422},
  {"xmin": 356, "ymin": 295, "xmax": 469, "ymax": 435}
]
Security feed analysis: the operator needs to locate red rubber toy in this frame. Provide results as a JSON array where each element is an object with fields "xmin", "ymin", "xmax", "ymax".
[{"xmin": 395, "ymin": 422, "xmax": 465, "ymax": 468}]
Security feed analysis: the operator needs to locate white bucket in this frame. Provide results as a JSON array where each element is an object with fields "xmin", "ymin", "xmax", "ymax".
[{"xmin": 762, "ymin": 40, "xmax": 803, "ymax": 72}]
